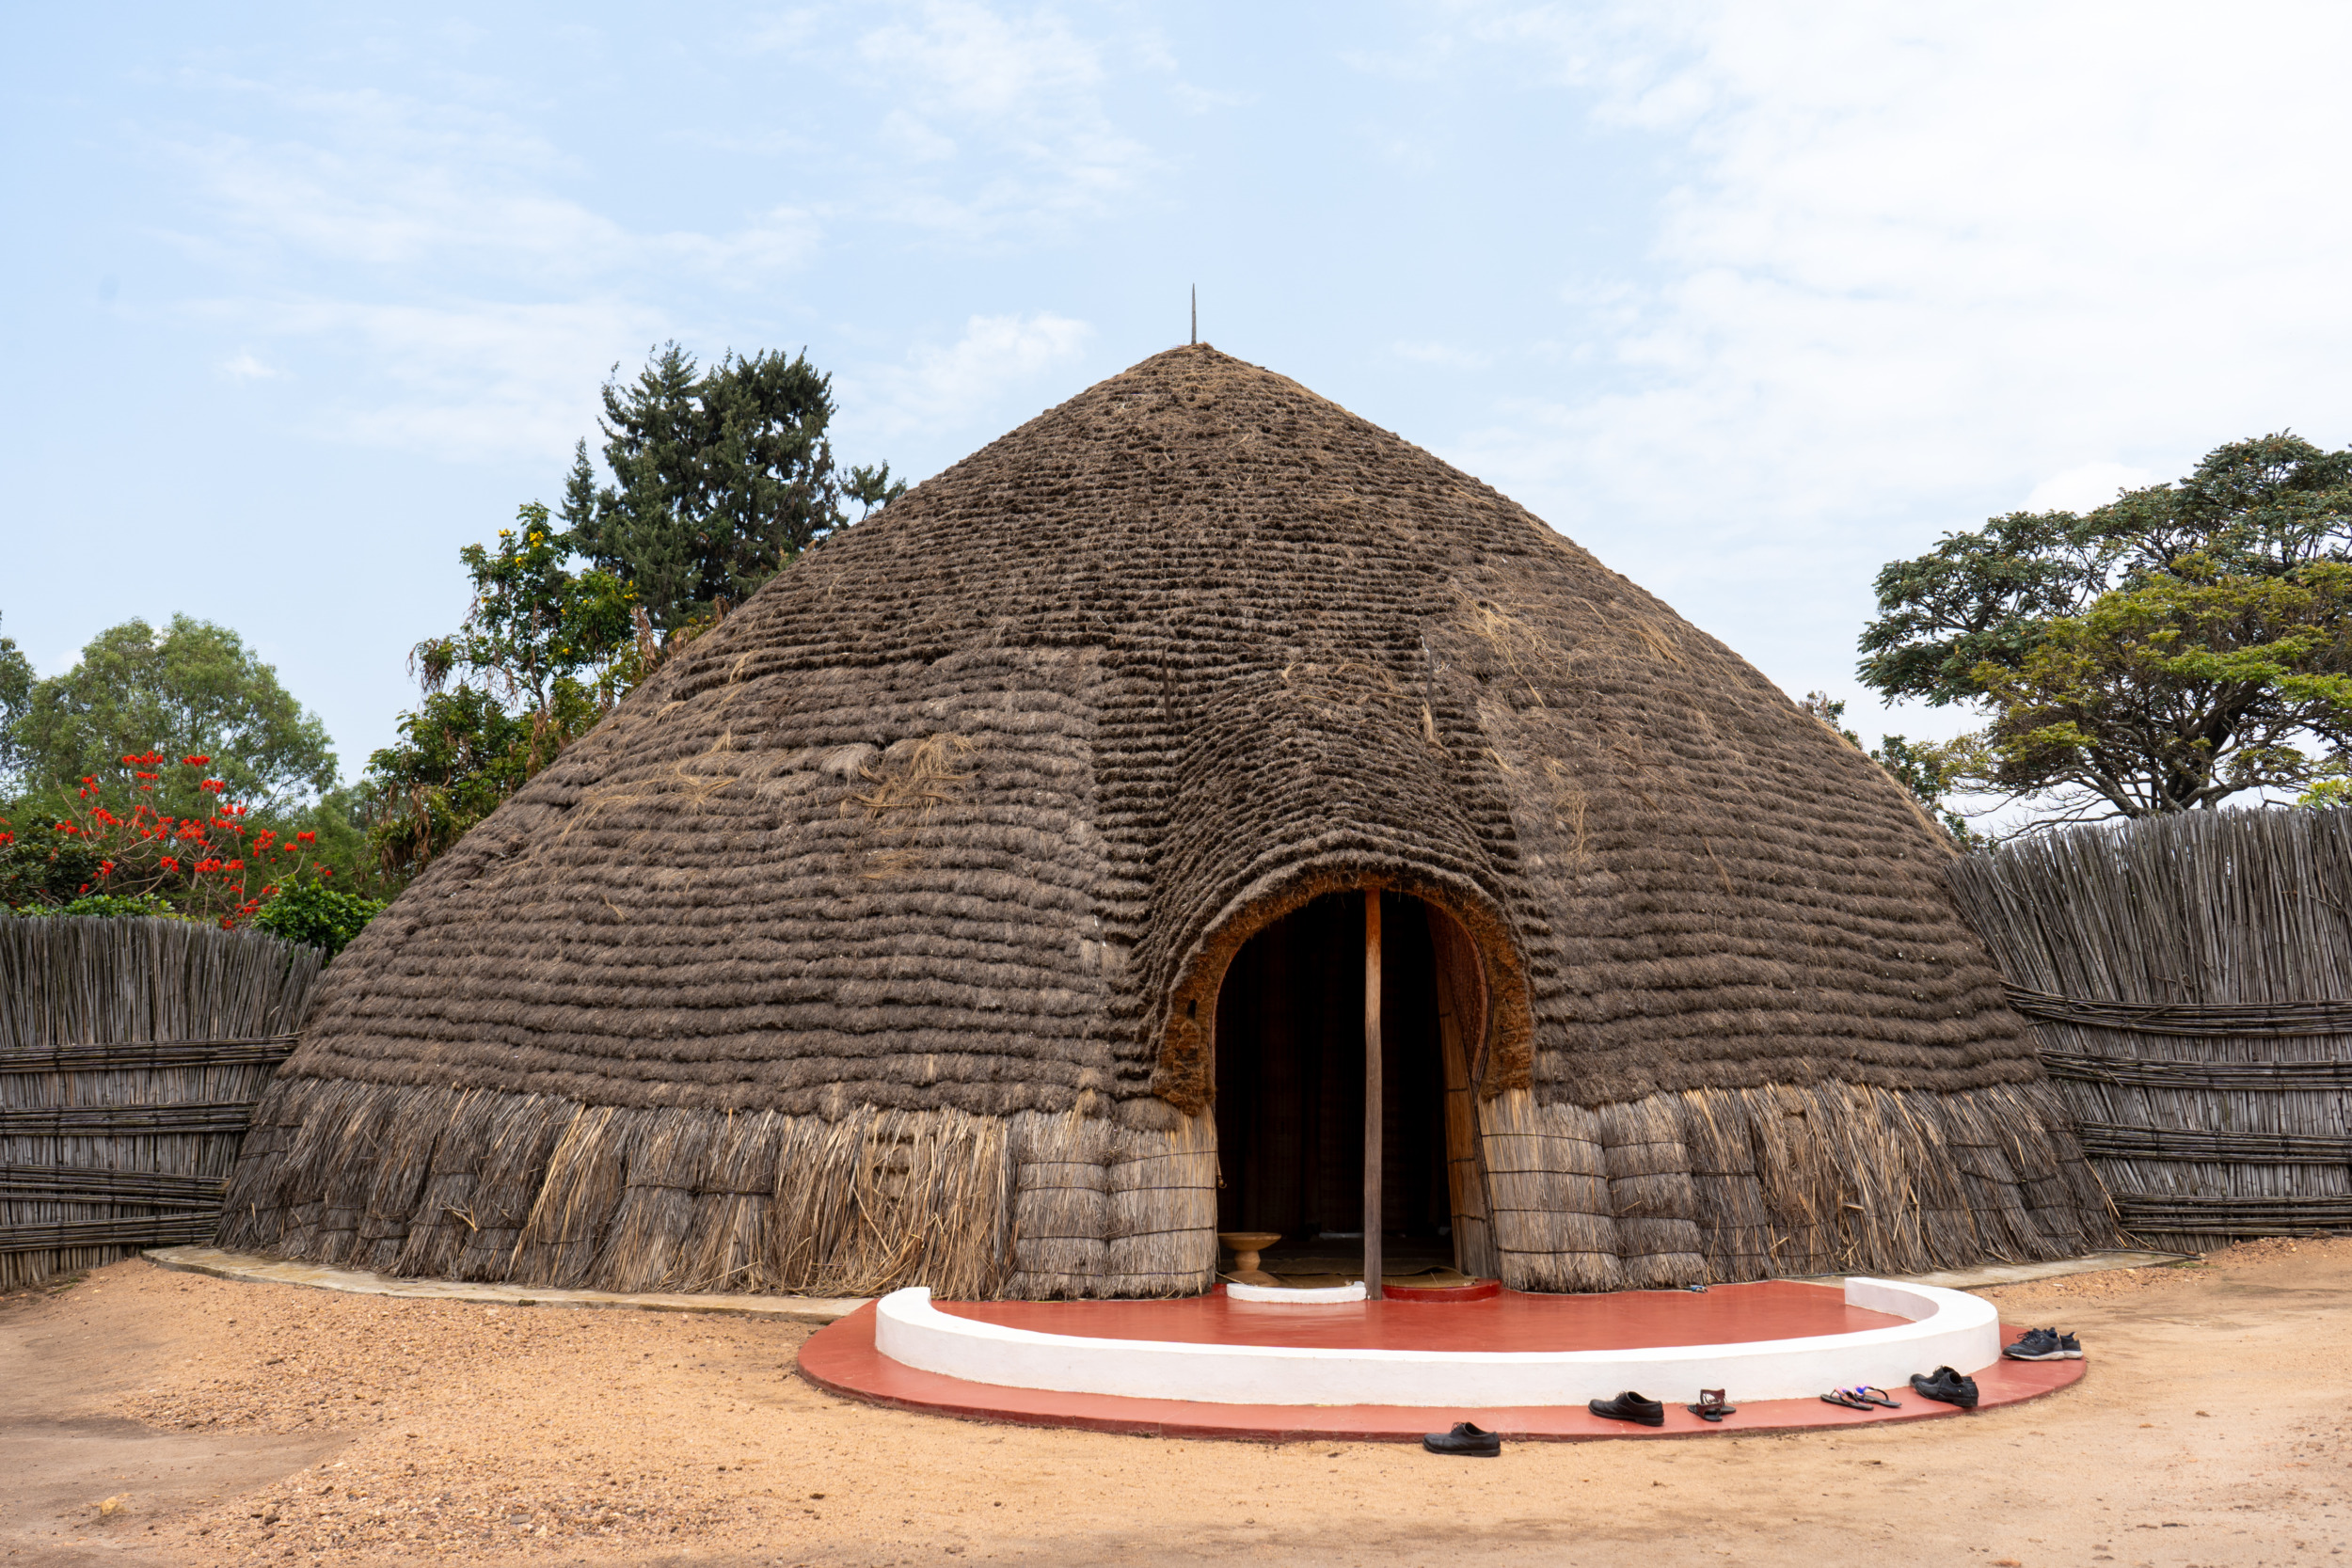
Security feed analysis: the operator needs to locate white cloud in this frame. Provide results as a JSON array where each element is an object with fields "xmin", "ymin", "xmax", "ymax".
[
  {"xmin": 851, "ymin": 312, "xmax": 1096, "ymax": 437},
  {"xmin": 879, "ymin": 109, "xmax": 960, "ymax": 165},
  {"xmin": 217, "ymin": 295, "xmax": 672, "ymax": 461},
  {"xmin": 858, "ymin": 2, "xmax": 1105, "ymax": 119},
  {"xmin": 2025, "ymin": 462, "xmax": 2156, "ymax": 515},
  {"xmin": 140, "ymin": 8, "xmax": 1165, "ymax": 469},
  {"xmin": 171, "ymin": 91, "xmax": 821, "ymax": 286},
  {"xmin": 745, "ymin": 8, "xmax": 823, "ymax": 53},
  {"xmin": 852, "ymin": 0, "xmax": 1155, "ymax": 232},
  {"xmin": 1168, "ymin": 81, "xmax": 1249, "ymax": 115},
  {"xmin": 1393, "ymin": 340, "xmax": 1491, "ymax": 370},
  {"xmin": 219, "ymin": 350, "xmax": 281, "ymax": 381},
  {"xmin": 151, "ymin": 78, "xmax": 828, "ymax": 464},
  {"xmin": 1438, "ymin": 2, "xmax": 2352, "ymax": 559}
]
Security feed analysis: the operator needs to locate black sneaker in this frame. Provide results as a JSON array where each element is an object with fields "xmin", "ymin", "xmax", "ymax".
[
  {"xmin": 1422, "ymin": 1421, "xmax": 1502, "ymax": 1457},
  {"xmin": 1588, "ymin": 1391, "xmax": 1666, "ymax": 1427},
  {"xmin": 1908, "ymin": 1367, "xmax": 1979, "ymax": 1409},
  {"xmin": 2057, "ymin": 1331, "xmax": 2084, "ymax": 1359},
  {"xmin": 2003, "ymin": 1327, "xmax": 2066, "ymax": 1361}
]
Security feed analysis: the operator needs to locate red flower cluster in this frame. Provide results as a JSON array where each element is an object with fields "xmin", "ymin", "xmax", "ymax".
[{"xmin": 24, "ymin": 753, "xmax": 340, "ymax": 925}]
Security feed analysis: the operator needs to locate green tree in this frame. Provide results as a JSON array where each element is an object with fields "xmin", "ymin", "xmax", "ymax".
[
  {"xmin": 563, "ymin": 343, "xmax": 904, "ymax": 633},
  {"xmin": 365, "ymin": 344, "xmax": 903, "ymax": 880},
  {"xmin": 1859, "ymin": 434, "xmax": 2352, "ymax": 823},
  {"xmin": 0, "ymin": 612, "xmax": 32, "ymax": 791},
  {"xmin": 364, "ymin": 681, "xmax": 548, "ymax": 880},
  {"xmin": 362, "ymin": 510, "xmax": 644, "ymax": 882},
  {"xmin": 11, "ymin": 615, "xmax": 338, "ymax": 816},
  {"xmin": 415, "ymin": 502, "xmax": 643, "ymax": 714},
  {"xmin": 1946, "ymin": 559, "xmax": 2352, "ymax": 817}
]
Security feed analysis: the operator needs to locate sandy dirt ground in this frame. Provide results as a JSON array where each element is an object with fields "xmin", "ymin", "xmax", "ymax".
[{"xmin": 1, "ymin": 1239, "xmax": 2346, "ymax": 1568}]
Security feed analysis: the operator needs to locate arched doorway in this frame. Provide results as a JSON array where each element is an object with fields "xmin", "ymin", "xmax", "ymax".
[{"xmin": 1212, "ymin": 890, "xmax": 1495, "ymax": 1286}]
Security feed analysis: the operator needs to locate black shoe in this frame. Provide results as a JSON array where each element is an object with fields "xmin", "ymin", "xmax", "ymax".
[
  {"xmin": 1908, "ymin": 1367, "xmax": 1979, "ymax": 1409},
  {"xmin": 2057, "ymin": 1331, "xmax": 2084, "ymax": 1359},
  {"xmin": 1589, "ymin": 1391, "xmax": 1666, "ymax": 1427},
  {"xmin": 1422, "ymin": 1421, "xmax": 1501, "ymax": 1457},
  {"xmin": 2003, "ymin": 1327, "xmax": 2066, "ymax": 1361}
]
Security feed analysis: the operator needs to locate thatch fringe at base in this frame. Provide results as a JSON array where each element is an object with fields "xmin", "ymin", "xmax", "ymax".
[
  {"xmin": 221, "ymin": 1078, "xmax": 1016, "ymax": 1299},
  {"xmin": 1480, "ymin": 1080, "xmax": 2120, "ymax": 1291},
  {"xmin": 219, "ymin": 1079, "xmax": 1221, "ymax": 1301},
  {"xmin": 220, "ymin": 1071, "xmax": 2110, "ymax": 1299}
]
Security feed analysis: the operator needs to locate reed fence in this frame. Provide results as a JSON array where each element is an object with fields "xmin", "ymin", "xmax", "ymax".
[
  {"xmin": 0, "ymin": 916, "xmax": 322, "ymax": 1289},
  {"xmin": 1947, "ymin": 809, "xmax": 2352, "ymax": 1251}
]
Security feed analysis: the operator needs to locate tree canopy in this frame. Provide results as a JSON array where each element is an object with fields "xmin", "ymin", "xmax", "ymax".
[
  {"xmin": 561, "ymin": 344, "xmax": 903, "ymax": 634},
  {"xmin": 1858, "ymin": 434, "xmax": 2352, "ymax": 823},
  {"xmin": 365, "ymin": 342, "xmax": 903, "ymax": 879},
  {"xmin": 10, "ymin": 615, "xmax": 339, "ymax": 815},
  {"xmin": 0, "ymin": 613, "xmax": 32, "ymax": 791}
]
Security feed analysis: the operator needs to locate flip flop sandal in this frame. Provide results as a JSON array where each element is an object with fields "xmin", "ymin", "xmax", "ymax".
[
  {"xmin": 1850, "ymin": 1386, "xmax": 1902, "ymax": 1408},
  {"xmin": 1685, "ymin": 1389, "xmax": 1739, "ymax": 1422},
  {"xmin": 1820, "ymin": 1388, "xmax": 1873, "ymax": 1410}
]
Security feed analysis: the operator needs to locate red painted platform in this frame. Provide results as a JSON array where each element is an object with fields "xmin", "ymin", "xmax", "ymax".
[
  {"xmin": 937, "ymin": 1280, "xmax": 1903, "ymax": 1352},
  {"xmin": 799, "ymin": 1291, "xmax": 2086, "ymax": 1443}
]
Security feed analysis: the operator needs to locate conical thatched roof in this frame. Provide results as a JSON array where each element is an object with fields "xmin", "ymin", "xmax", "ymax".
[{"xmin": 223, "ymin": 346, "xmax": 2114, "ymax": 1297}]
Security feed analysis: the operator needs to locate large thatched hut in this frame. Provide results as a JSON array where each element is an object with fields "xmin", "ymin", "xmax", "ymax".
[{"xmin": 221, "ymin": 346, "xmax": 2116, "ymax": 1298}]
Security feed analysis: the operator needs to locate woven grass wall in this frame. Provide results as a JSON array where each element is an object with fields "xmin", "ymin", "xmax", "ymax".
[
  {"xmin": 1476, "ymin": 1079, "xmax": 2110, "ymax": 1291},
  {"xmin": 0, "ymin": 917, "xmax": 322, "ymax": 1290},
  {"xmin": 1948, "ymin": 809, "xmax": 2352, "ymax": 1250},
  {"xmin": 218, "ymin": 1085, "xmax": 1219, "ymax": 1300}
]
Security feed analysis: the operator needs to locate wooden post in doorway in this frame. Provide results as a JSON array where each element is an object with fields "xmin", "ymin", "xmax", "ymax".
[{"xmin": 1363, "ymin": 889, "xmax": 1383, "ymax": 1300}]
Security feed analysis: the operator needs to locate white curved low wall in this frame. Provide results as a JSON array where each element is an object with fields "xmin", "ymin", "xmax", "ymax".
[{"xmin": 872, "ymin": 1278, "xmax": 2000, "ymax": 1406}]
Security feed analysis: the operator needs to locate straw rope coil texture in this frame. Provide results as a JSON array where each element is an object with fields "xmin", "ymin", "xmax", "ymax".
[
  {"xmin": 1947, "ymin": 809, "xmax": 2352, "ymax": 1247},
  {"xmin": 0, "ymin": 917, "xmax": 321, "ymax": 1288},
  {"xmin": 218, "ymin": 346, "xmax": 2110, "ymax": 1297}
]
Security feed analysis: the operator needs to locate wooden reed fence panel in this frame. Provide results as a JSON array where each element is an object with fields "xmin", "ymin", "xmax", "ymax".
[
  {"xmin": 0, "ymin": 917, "xmax": 321, "ymax": 1289},
  {"xmin": 1947, "ymin": 810, "xmax": 2352, "ymax": 1250}
]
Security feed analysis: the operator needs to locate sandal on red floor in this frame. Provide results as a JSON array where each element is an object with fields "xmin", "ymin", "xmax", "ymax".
[{"xmin": 1686, "ymin": 1389, "xmax": 1738, "ymax": 1422}]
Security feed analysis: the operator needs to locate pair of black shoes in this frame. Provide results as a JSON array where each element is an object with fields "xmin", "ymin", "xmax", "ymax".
[{"xmin": 1909, "ymin": 1366, "xmax": 1979, "ymax": 1408}]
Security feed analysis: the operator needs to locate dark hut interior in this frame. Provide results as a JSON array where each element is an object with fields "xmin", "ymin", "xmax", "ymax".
[{"xmin": 1213, "ymin": 892, "xmax": 1500, "ymax": 1283}]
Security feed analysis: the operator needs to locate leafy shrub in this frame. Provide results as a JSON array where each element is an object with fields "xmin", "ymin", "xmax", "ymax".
[
  {"xmin": 8, "ymin": 891, "xmax": 183, "ymax": 920},
  {"xmin": 250, "ymin": 881, "xmax": 386, "ymax": 956},
  {"xmin": 0, "ymin": 819, "xmax": 104, "ymax": 907}
]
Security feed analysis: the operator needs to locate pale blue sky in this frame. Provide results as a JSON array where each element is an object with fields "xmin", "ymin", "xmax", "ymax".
[{"xmin": 8, "ymin": 2, "xmax": 2352, "ymax": 784}]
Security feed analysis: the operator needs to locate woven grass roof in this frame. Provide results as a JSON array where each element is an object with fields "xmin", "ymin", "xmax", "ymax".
[
  {"xmin": 293, "ymin": 344, "xmax": 2031, "ymax": 1120},
  {"xmin": 221, "ymin": 347, "xmax": 2106, "ymax": 1297}
]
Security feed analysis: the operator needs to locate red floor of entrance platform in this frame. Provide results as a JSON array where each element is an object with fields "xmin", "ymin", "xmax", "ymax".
[
  {"xmin": 938, "ymin": 1280, "xmax": 1903, "ymax": 1352},
  {"xmin": 798, "ymin": 1290, "xmax": 2086, "ymax": 1443}
]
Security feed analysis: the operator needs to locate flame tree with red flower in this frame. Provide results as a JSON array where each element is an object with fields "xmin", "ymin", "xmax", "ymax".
[{"xmin": 1, "ymin": 752, "xmax": 352, "ymax": 927}]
